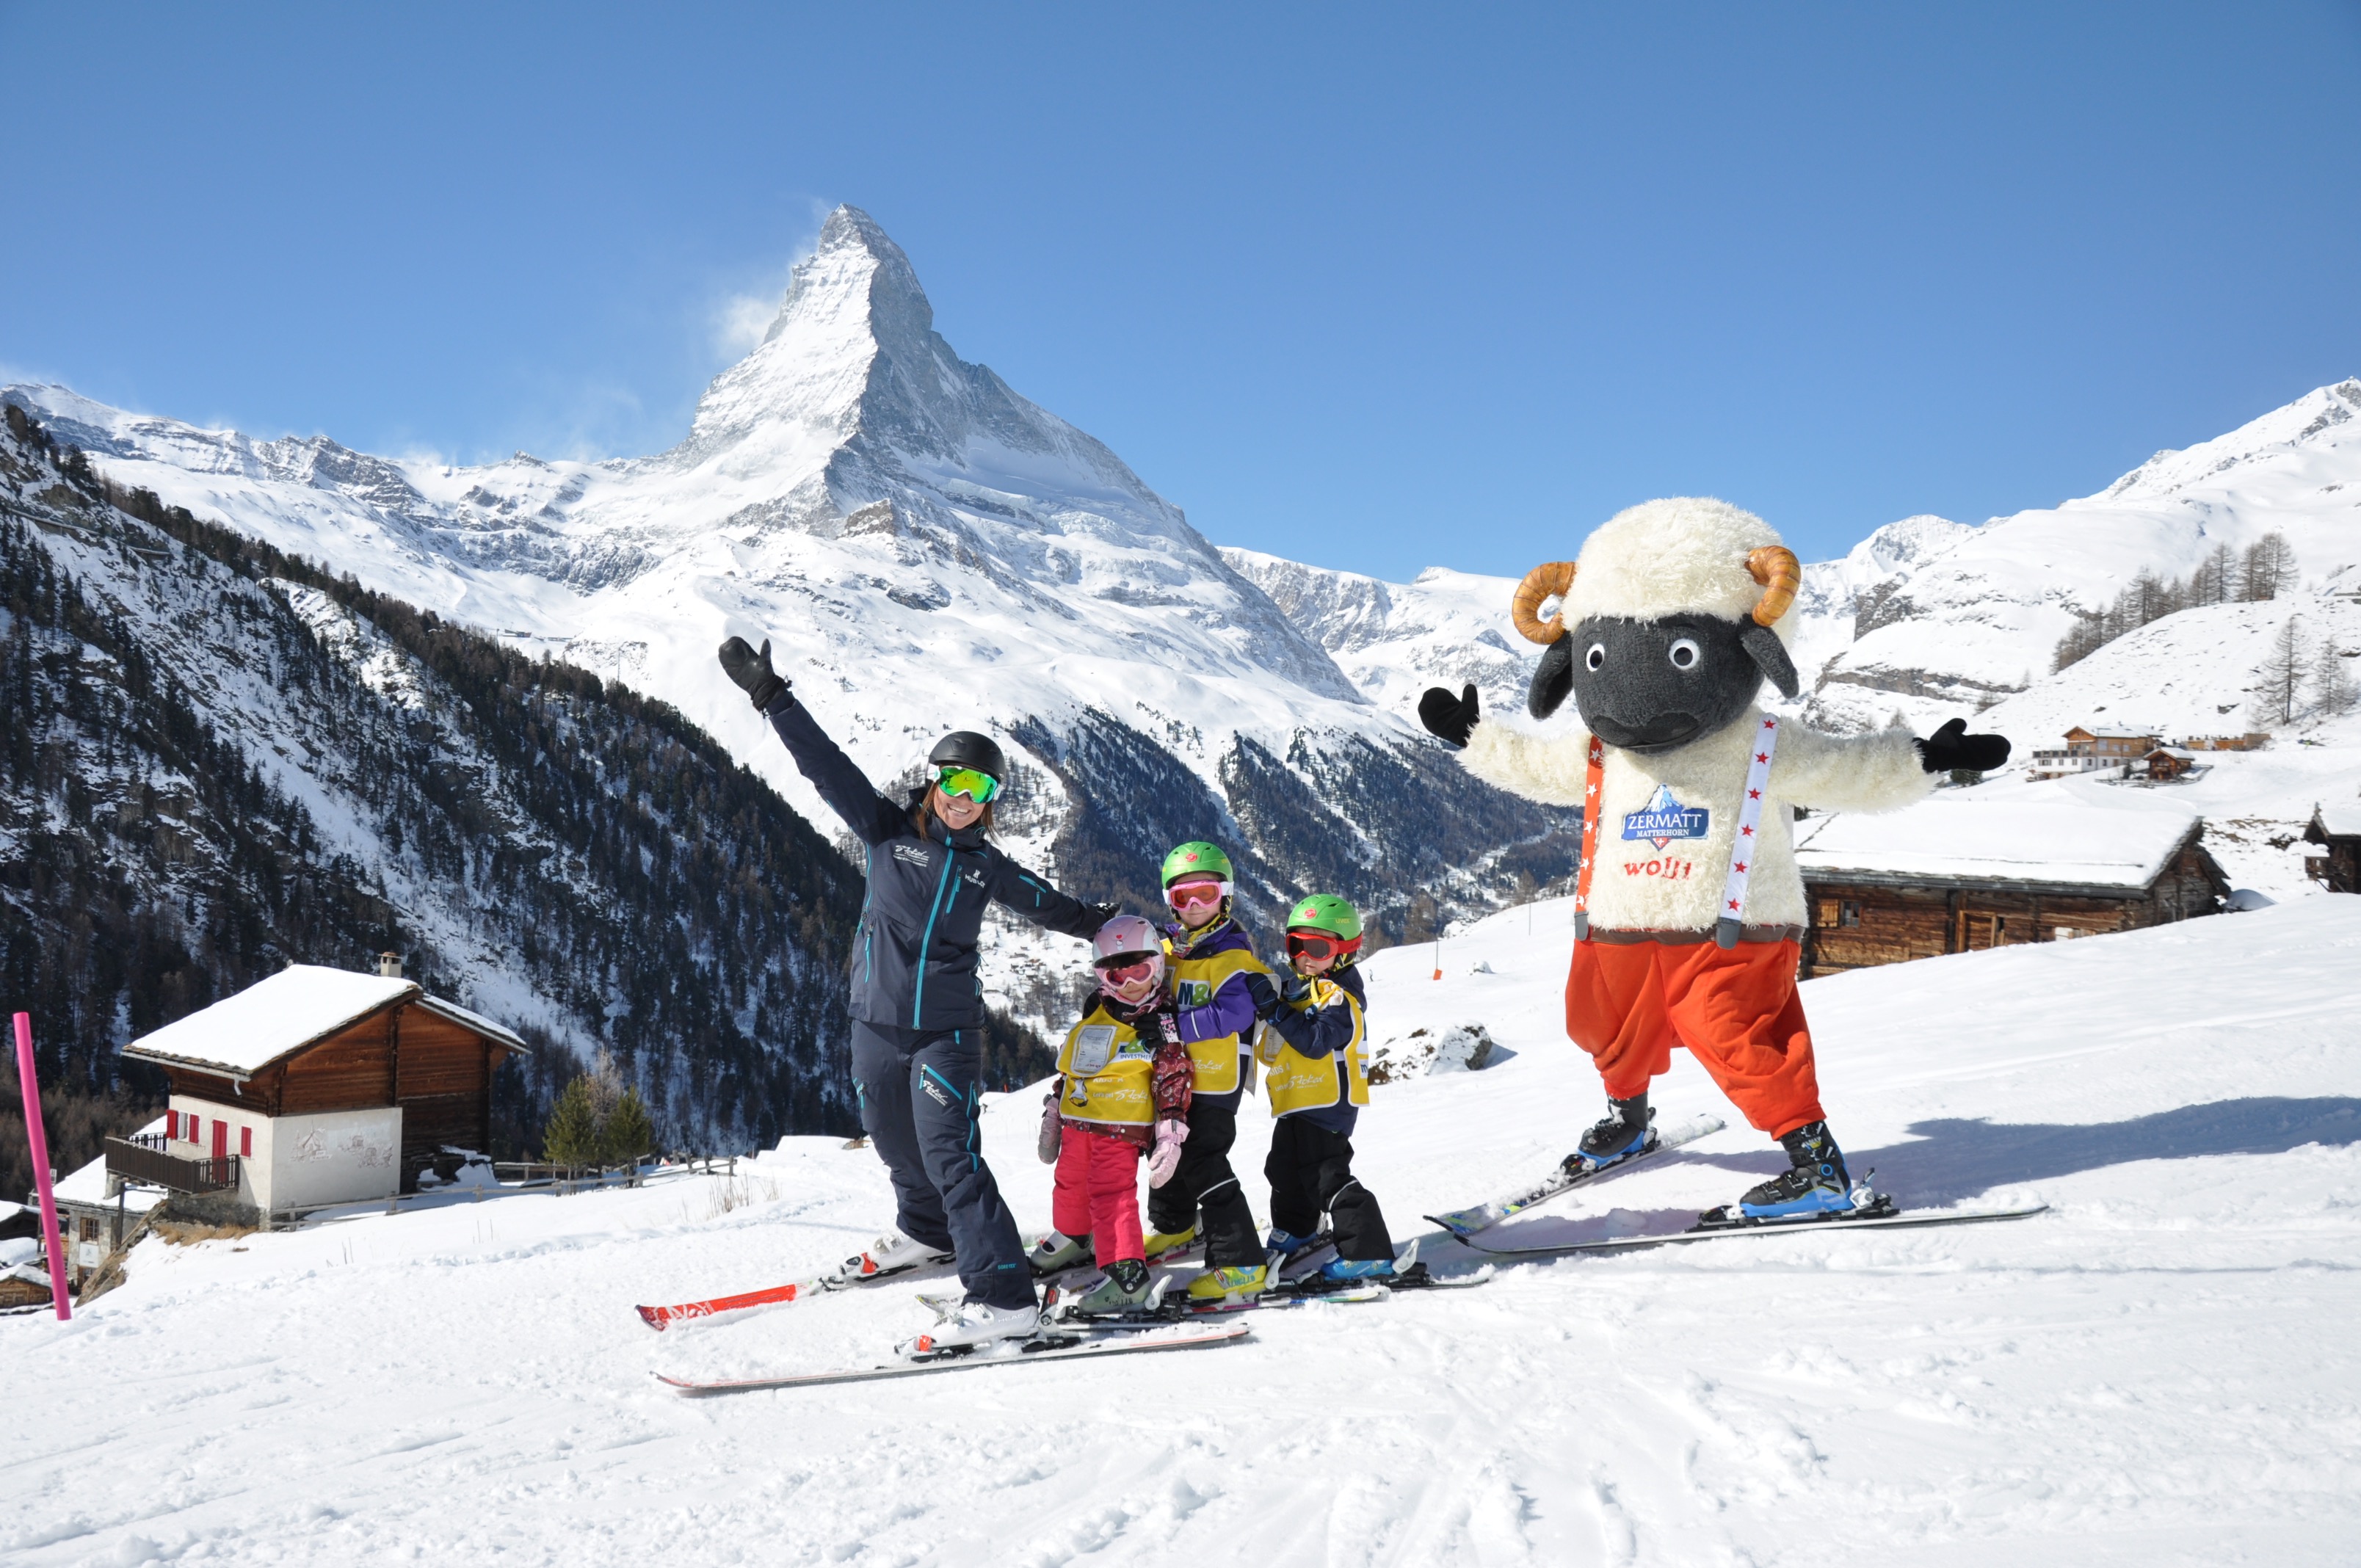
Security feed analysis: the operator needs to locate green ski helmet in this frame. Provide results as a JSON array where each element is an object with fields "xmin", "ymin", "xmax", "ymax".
[
  {"xmin": 1285, "ymin": 893, "xmax": 1364, "ymax": 963},
  {"xmin": 1160, "ymin": 841, "xmax": 1234, "ymax": 888}
]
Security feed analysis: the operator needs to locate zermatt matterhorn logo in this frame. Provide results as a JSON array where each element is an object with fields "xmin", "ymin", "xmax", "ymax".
[{"xmin": 1620, "ymin": 783, "xmax": 1711, "ymax": 850}]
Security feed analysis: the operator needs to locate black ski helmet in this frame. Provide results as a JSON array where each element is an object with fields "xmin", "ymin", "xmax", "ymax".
[{"xmin": 928, "ymin": 730, "xmax": 1007, "ymax": 780}]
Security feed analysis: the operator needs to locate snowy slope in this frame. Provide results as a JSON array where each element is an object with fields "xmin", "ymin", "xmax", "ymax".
[
  {"xmin": 1807, "ymin": 380, "xmax": 2361, "ymax": 733},
  {"xmin": 10, "ymin": 894, "xmax": 2357, "ymax": 1565}
]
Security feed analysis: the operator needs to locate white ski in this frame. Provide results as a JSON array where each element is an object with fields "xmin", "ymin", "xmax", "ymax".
[
  {"xmin": 1423, "ymin": 1112, "xmax": 1727, "ymax": 1238},
  {"xmin": 1461, "ymin": 1202, "xmax": 2051, "ymax": 1257},
  {"xmin": 655, "ymin": 1321, "xmax": 1252, "ymax": 1394}
]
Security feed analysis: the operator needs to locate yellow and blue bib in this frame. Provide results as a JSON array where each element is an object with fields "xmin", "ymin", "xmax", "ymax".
[
  {"xmin": 1164, "ymin": 942, "xmax": 1269, "ymax": 1097},
  {"xmin": 1255, "ymin": 976, "xmax": 1371, "ymax": 1117}
]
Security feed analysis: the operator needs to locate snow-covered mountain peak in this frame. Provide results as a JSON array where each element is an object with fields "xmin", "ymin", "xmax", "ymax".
[{"xmin": 2097, "ymin": 377, "xmax": 2361, "ymax": 507}]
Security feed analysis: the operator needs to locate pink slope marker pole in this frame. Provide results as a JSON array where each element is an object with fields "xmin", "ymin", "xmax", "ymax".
[{"xmin": 15, "ymin": 1012, "xmax": 72, "ymax": 1321}]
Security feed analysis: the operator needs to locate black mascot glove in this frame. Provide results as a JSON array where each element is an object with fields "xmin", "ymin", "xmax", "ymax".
[
  {"xmin": 1418, "ymin": 683, "xmax": 1480, "ymax": 749},
  {"xmin": 1915, "ymin": 717, "xmax": 2012, "ymax": 774},
  {"xmin": 717, "ymin": 636, "xmax": 789, "ymax": 712},
  {"xmin": 1241, "ymin": 971, "xmax": 1281, "ymax": 1020}
]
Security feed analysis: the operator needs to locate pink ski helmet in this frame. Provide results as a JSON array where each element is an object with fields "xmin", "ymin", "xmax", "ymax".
[{"xmin": 1091, "ymin": 914, "xmax": 1166, "ymax": 1001}]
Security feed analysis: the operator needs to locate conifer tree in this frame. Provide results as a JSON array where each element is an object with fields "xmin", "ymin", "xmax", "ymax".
[
  {"xmin": 2313, "ymin": 638, "xmax": 2360, "ymax": 719},
  {"xmin": 2249, "ymin": 616, "xmax": 2306, "ymax": 727},
  {"xmin": 541, "ymin": 1075, "xmax": 602, "ymax": 1168},
  {"xmin": 602, "ymin": 1087, "xmax": 655, "ymax": 1167}
]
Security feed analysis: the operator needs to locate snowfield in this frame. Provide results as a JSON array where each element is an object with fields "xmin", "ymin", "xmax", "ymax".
[{"xmin": 9, "ymin": 895, "xmax": 2359, "ymax": 1567}]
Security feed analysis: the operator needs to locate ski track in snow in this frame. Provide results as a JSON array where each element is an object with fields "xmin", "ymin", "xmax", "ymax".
[{"xmin": 9, "ymin": 897, "xmax": 2360, "ymax": 1565}]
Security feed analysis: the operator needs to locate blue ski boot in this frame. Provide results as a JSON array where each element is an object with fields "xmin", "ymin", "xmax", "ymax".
[
  {"xmin": 1265, "ymin": 1227, "xmax": 1320, "ymax": 1261},
  {"xmin": 1733, "ymin": 1121, "xmax": 1856, "ymax": 1221},
  {"xmin": 1564, "ymin": 1094, "xmax": 1654, "ymax": 1175},
  {"xmin": 1316, "ymin": 1256, "xmax": 1394, "ymax": 1282}
]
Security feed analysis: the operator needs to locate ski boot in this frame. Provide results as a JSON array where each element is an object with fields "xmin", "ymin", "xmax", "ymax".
[
  {"xmin": 1563, "ymin": 1094, "xmax": 1654, "ymax": 1175},
  {"xmin": 1026, "ymin": 1229, "xmax": 1092, "ymax": 1275},
  {"xmin": 1707, "ymin": 1122, "xmax": 1863, "ymax": 1225},
  {"xmin": 1264, "ymin": 1227, "xmax": 1321, "ymax": 1262},
  {"xmin": 896, "ymin": 1300, "xmax": 1040, "ymax": 1358},
  {"xmin": 1316, "ymin": 1256, "xmax": 1394, "ymax": 1282},
  {"xmin": 833, "ymin": 1229, "xmax": 954, "ymax": 1285},
  {"xmin": 1142, "ymin": 1223, "xmax": 1197, "ymax": 1260},
  {"xmin": 1185, "ymin": 1263, "xmax": 1269, "ymax": 1304},
  {"xmin": 1064, "ymin": 1257, "xmax": 1154, "ymax": 1317}
]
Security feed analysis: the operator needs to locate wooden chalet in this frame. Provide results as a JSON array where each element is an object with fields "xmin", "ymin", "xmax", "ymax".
[
  {"xmin": 1795, "ymin": 798, "xmax": 2227, "ymax": 978},
  {"xmin": 2142, "ymin": 747, "xmax": 2201, "ymax": 782},
  {"xmin": 112, "ymin": 962, "xmax": 527, "ymax": 1217},
  {"xmin": 2306, "ymin": 800, "xmax": 2361, "ymax": 893}
]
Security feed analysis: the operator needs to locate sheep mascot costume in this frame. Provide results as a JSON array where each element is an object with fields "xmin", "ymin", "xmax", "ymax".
[{"xmin": 1418, "ymin": 498, "xmax": 2009, "ymax": 1224}]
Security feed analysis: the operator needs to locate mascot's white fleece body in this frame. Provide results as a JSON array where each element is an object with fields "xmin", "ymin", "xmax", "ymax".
[{"xmin": 1457, "ymin": 498, "xmax": 1932, "ymax": 934}]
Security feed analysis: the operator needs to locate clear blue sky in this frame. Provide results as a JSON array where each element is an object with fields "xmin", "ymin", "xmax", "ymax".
[{"xmin": 4, "ymin": 2, "xmax": 2357, "ymax": 577}]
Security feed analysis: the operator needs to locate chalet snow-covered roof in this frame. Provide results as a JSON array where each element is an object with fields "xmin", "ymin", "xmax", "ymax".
[
  {"xmin": 120, "ymin": 967, "xmax": 527, "ymax": 1080},
  {"xmin": 416, "ymin": 995, "xmax": 528, "ymax": 1053},
  {"xmin": 2315, "ymin": 801, "xmax": 2361, "ymax": 840},
  {"xmin": 1796, "ymin": 797, "xmax": 2206, "ymax": 895}
]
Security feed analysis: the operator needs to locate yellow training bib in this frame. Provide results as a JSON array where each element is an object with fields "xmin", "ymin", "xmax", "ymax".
[
  {"xmin": 1053, "ymin": 1009, "xmax": 1157, "ymax": 1129},
  {"xmin": 1164, "ymin": 940, "xmax": 1269, "ymax": 1097},
  {"xmin": 1256, "ymin": 976, "xmax": 1370, "ymax": 1117}
]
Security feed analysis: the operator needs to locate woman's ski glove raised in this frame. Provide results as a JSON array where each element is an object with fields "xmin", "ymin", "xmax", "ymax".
[
  {"xmin": 1037, "ymin": 1089, "xmax": 1063, "ymax": 1164},
  {"xmin": 1914, "ymin": 717, "xmax": 2012, "ymax": 773},
  {"xmin": 1418, "ymin": 683, "xmax": 1479, "ymax": 749},
  {"xmin": 717, "ymin": 636, "xmax": 789, "ymax": 712},
  {"xmin": 1147, "ymin": 1118, "xmax": 1189, "ymax": 1187}
]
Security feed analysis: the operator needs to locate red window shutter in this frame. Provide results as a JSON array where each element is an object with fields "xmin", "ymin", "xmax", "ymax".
[
  {"xmin": 168, "ymin": 1111, "xmax": 181, "ymax": 1141},
  {"xmin": 213, "ymin": 1119, "xmax": 228, "ymax": 1159},
  {"xmin": 240, "ymin": 1125, "xmax": 253, "ymax": 1157}
]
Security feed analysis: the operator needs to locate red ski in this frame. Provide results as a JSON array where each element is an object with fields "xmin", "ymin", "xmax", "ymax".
[{"xmin": 636, "ymin": 1253, "xmax": 950, "ymax": 1330}]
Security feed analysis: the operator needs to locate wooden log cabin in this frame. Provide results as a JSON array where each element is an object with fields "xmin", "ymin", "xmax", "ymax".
[
  {"xmin": 116, "ymin": 962, "xmax": 527, "ymax": 1216},
  {"xmin": 2307, "ymin": 799, "xmax": 2361, "ymax": 893},
  {"xmin": 1794, "ymin": 797, "xmax": 2227, "ymax": 978}
]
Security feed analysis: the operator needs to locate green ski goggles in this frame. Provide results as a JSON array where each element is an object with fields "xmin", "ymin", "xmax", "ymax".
[{"xmin": 936, "ymin": 766, "xmax": 1000, "ymax": 804}]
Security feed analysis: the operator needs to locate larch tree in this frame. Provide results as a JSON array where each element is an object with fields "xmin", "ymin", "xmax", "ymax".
[{"xmin": 2249, "ymin": 616, "xmax": 2307, "ymax": 726}]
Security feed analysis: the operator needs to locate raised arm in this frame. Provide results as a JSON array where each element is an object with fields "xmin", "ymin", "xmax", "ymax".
[
  {"xmin": 987, "ymin": 855, "xmax": 1108, "ymax": 940},
  {"xmin": 764, "ymin": 693, "xmax": 910, "ymax": 845},
  {"xmin": 1768, "ymin": 719, "xmax": 1934, "ymax": 814}
]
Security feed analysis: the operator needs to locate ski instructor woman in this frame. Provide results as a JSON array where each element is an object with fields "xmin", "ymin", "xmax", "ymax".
[{"xmin": 719, "ymin": 635, "xmax": 1114, "ymax": 1349}]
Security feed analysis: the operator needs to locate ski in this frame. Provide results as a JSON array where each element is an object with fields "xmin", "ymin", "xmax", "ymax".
[
  {"xmin": 1260, "ymin": 1241, "xmax": 1495, "ymax": 1299},
  {"xmin": 1460, "ymin": 1201, "xmax": 2051, "ymax": 1258},
  {"xmin": 635, "ymin": 1250, "xmax": 955, "ymax": 1330},
  {"xmin": 1422, "ymin": 1111, "xmax": 1727, "ymax": 1240},
  {"xmin": 1042, "ymin": 1280, "xmax": 1389, "ymax": 1325},
  {"xmin": 655, "ymin": 1321, "xmax": 1252, "ymax": 1394}
]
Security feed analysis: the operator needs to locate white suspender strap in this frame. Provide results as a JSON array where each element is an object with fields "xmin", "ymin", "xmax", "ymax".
[{"xmin": 1715, "ymin": 715, "xmax": 1780, "ymax": 949}]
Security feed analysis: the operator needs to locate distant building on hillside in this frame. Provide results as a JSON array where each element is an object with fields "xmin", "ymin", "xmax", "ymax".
[
  {"xmin": 2305, "ymin": 802, "xmax": 2361, "ymax": 893},
  {"xmin": 1796, "ymin": 800, "xmax": 2227, "ymax": 977},
  {"xmin": 2141, "ymin": 747, "xmax": 2202, "ymax": 782},
  {"xmin": 2182, "ymin": 733, "xmax": 2271, "ymax": 752},
  {"xmin": 2026, "ymin": 727, "xmax": 2164, "ymax": 780},
  {"xmin": 110, "ymin": 961, "xmax": 529, "ymax": 1221}
]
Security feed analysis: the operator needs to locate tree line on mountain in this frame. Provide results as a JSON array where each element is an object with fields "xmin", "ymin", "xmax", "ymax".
[
  {"xmin": 2249, "ymin": 615, "xmax": 2360, "ymax": 727},
  {"xmin": 6, "ymin": 403, "xmax": 1036, "ymax": 1203},
  {"xmin": 2051, "ymin": 532, "xmax": 2298, "ymax": 672}
]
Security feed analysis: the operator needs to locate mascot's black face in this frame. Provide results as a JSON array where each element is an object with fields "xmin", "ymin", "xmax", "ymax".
[{"xmin": 1528, "ymin": 612, "xmax": 1801, "ymax": 755}]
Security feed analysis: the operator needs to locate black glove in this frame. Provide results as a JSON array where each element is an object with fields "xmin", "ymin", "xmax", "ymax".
[
  {"xmin": 1241, "ymin": 971, "xmax": 1281, "ymax": 1020},
  {"xmin": 1915, "ymin": 717, "xmax": 2011, "ymax": 774},
  {"xmin": 717, "ymin": 636, "xmax": 788, "ymax": 712},
  {"xmin": 1418, "ymin": 683, "xmax": 1479, "ymax": 749},
  {"xmin": 1277, "ymin": 970, "xmax": 1313, "ymax": 1007},
  {"xmin": 1082, "ymin": 901, "xmax": 1122, "ymax": 927}
]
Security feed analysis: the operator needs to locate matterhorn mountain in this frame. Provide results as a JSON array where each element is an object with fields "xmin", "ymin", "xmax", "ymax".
[{"xmin": 7, "ymin": 206, "xmax": 1578, "ymax": 1046}]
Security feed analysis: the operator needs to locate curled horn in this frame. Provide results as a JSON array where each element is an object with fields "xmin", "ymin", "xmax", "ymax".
[
  {"xmin": 1510, "ymin": 561, "xmax": 1577, "ymax": 645},
  {"xmin": 1747, "ymin": 546, "xmax": 1801, "ymax": 627}
]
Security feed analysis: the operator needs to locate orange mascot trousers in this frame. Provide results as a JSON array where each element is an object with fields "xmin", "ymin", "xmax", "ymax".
[{"xmin": 1564, "ymin": 938, "xmax": 1823, "ymax": 1138}]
